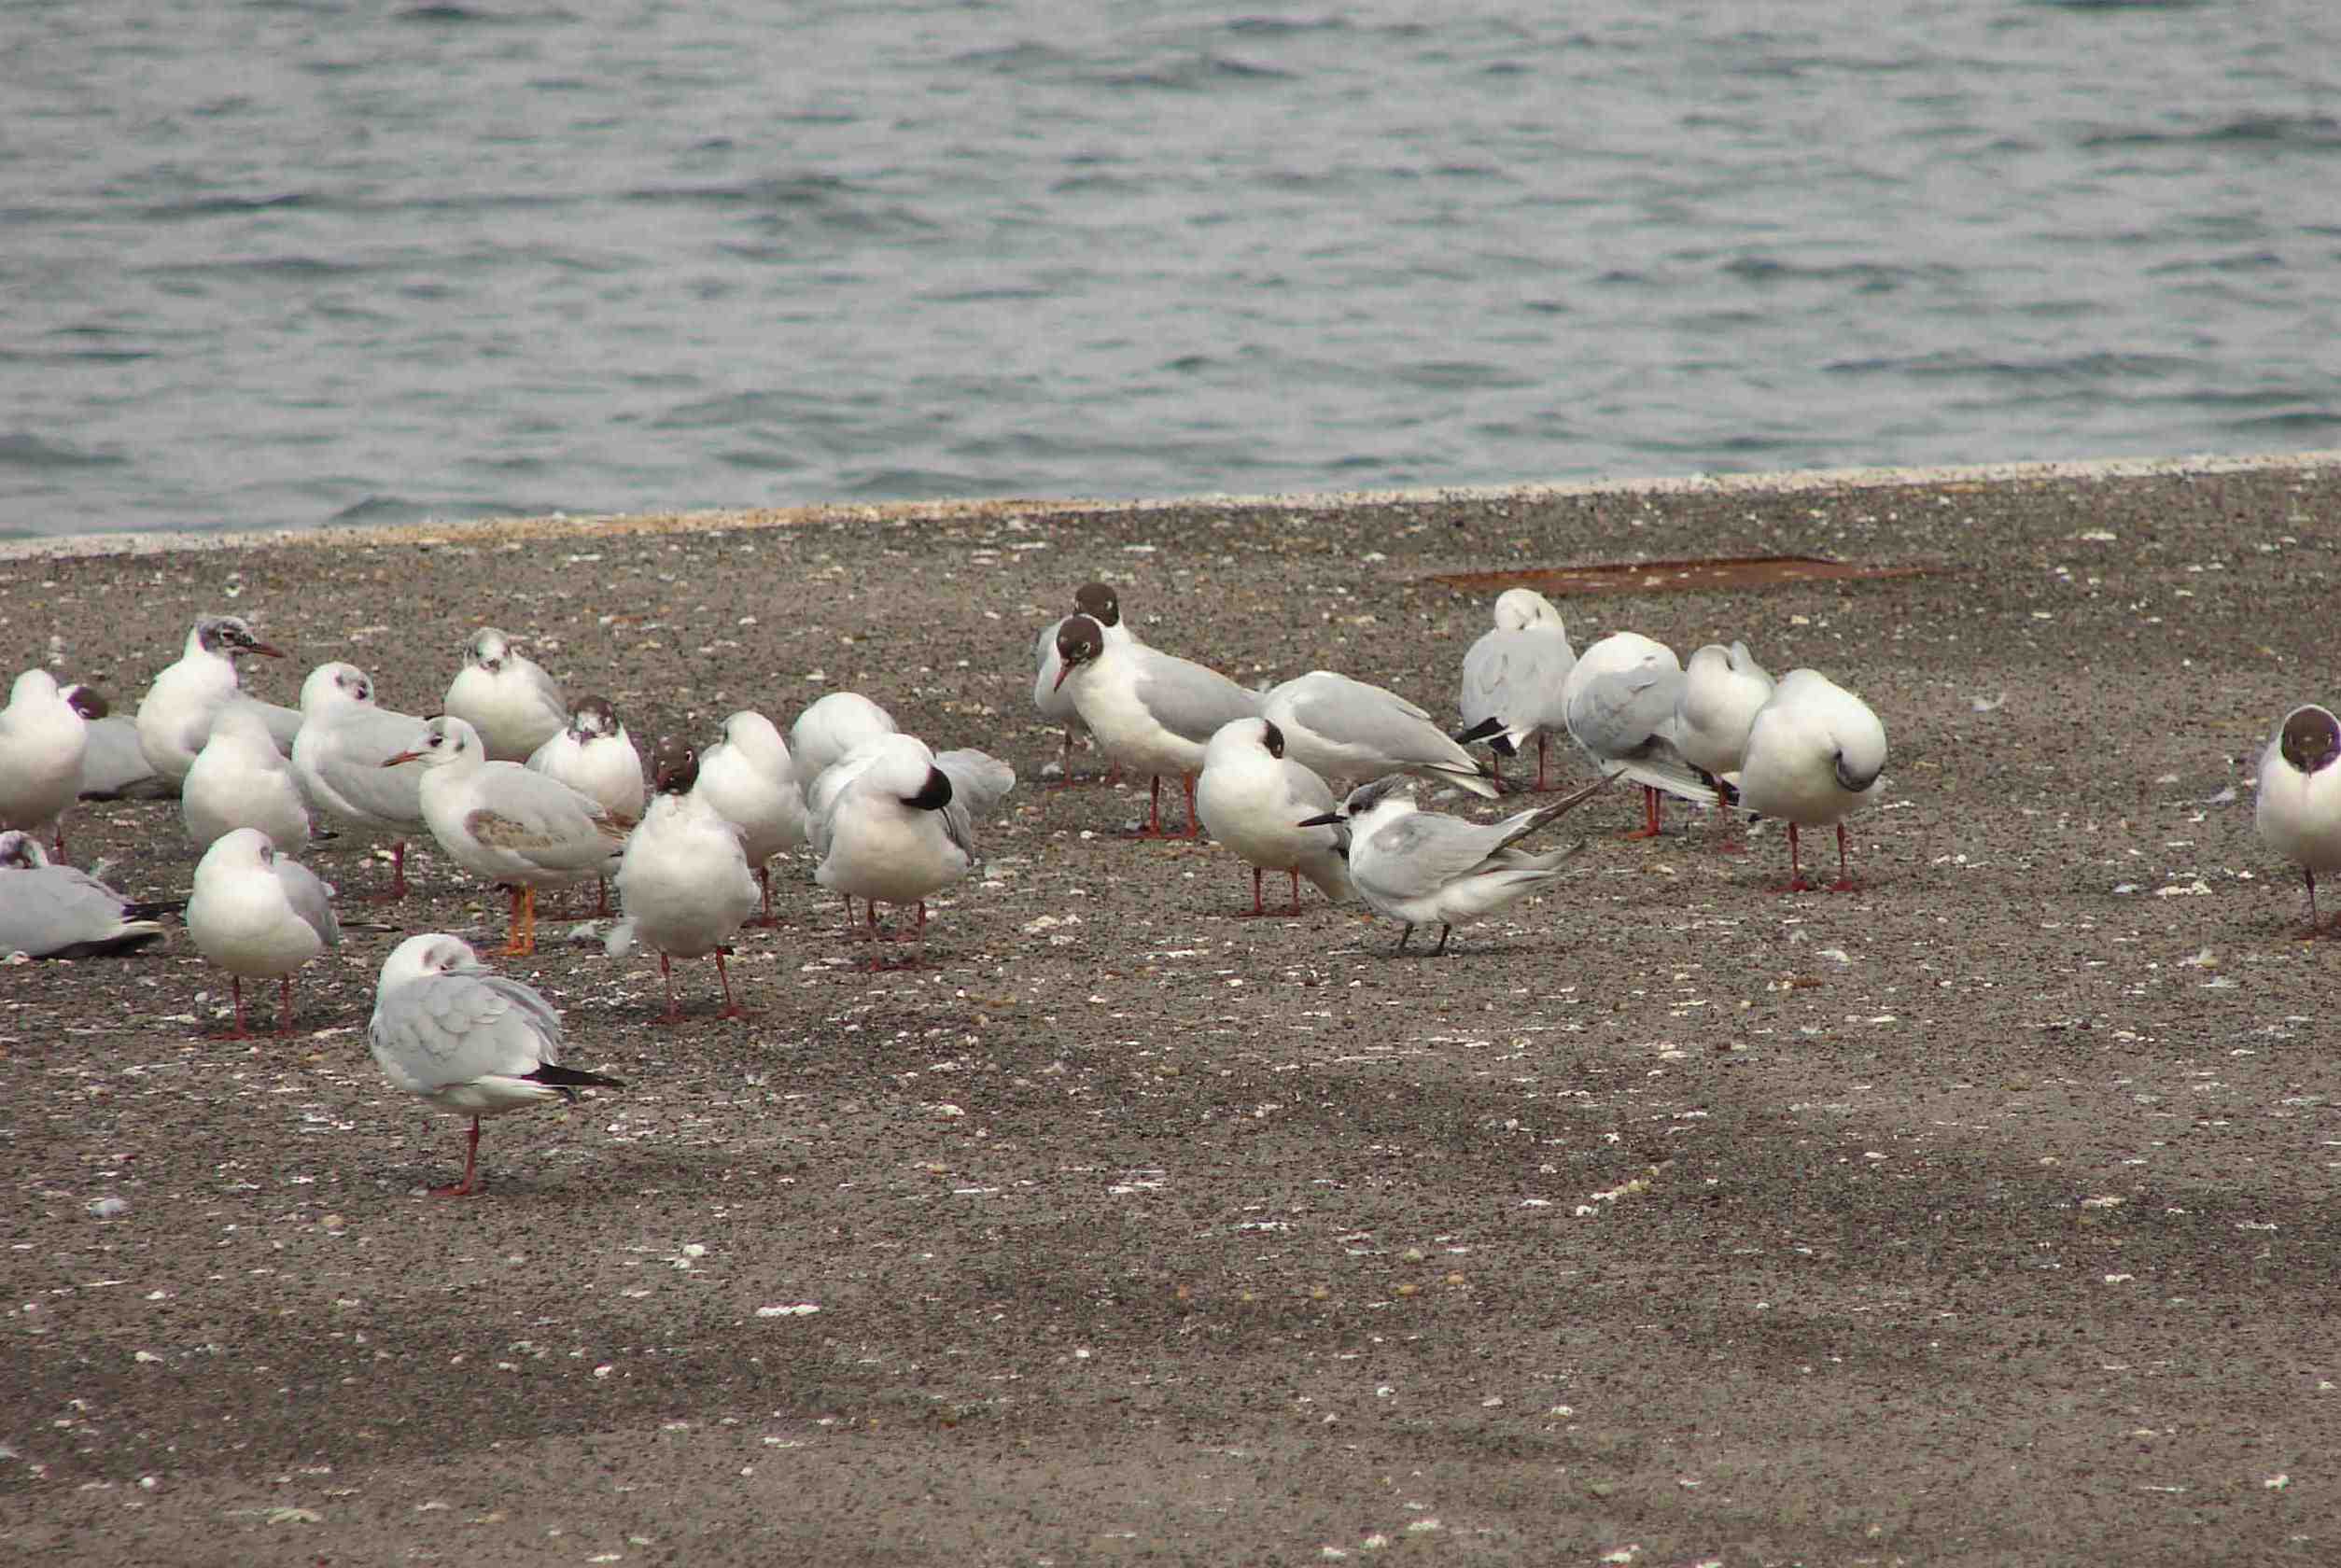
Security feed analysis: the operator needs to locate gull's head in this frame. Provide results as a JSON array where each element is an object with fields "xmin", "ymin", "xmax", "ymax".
[
  {"xmin": 1073, "ymin": 581, "xmax": 1121, "ymax": 629},
  {"xmin": 59, "ymin": 680, "xmax": 109, "ymax": 721},
  {"xmin": 1260, "ymin": 718, "xmax": 1287, "ymax": 760},
  {"xmin": 379, "ymin": 931, "xmax": 486, "ymax": 992},
  {"xmin": 198, "ymin": 826, "xmax": 277, "ymax": 878},
  {"xmin": 569, "ymin": 695, "xmax": 619, "ymax": 742},
  {"xmin": 652, "ymin": 737, "xmax": 699, "ymax": 796},
  {"xmin": 381, "ymin": 714, "xmax": 483, "ymax": 771},
  {"xmin": 464, "ymin": 627, "xmax": 513, "ymax": 674},
  {"xmin": 1052, "ymin": 614, "xmax": 1106, "ymax": 688},
  {"xmin": 1493, "ymin": 588, "xmax": 1557, "ymax": 633},
  {"xmin": 195, "ymin": 614, "xmax": 285, "ymax": 661},
  {"xmin": 2280, "ymin": 705, "xmax": 2341, "ymax": 775},
  {"xmin": 0, "ymin": 830, "xmax": 49, "ymax": 871},
  {"xmin": 301, "ymin": 662, "xmax": 375, "ymax": 715}
]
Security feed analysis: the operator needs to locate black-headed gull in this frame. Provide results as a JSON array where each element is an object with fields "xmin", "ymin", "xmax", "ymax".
[
  {"xmin": 610, "ymin": 740, "xmax": 761, "ymax": 1021},
  {"xmin": 1301, "ymin": 773, "xmax": 1610, "ymax": 954},
  {"xmin": 694, "ymin": 709, "xmax": 806, "ymax": 928},
  {"xmin": 1194, "ymin": 717, "xmax": 1353, "ymax": 917},
  {"xmin": 1, "ymin": 668, "xmax": 89, "ymax": 859},
  {"xmin": 0, "ymin": 830, "xmax": 178, "ymax": 959},
  {"xmin": 182, "ymin": 702, "xmax": 312, "ymax": 855},
  {"xmin": 443, "ymin": 627, "xmax": 568, "ymax": 763},
  {"xmin": 1262, "ymin": 669, "xmax": 1498, "ymax": 799},
  {"xmin": 1675, "ymin": 640, "xmax": 1776, "ymax": 851},
  {"xmin": 2254, "ymin": 703, "xmax": 2341, "ymax": 933},
  {"xmin": 382, "ymin": 715, "xmax": 630, "ymax": 956},
  {"xmin": 291, "ymin": 662, "xmax": 430, "ymax": 899},
  {"xmin": 367, "ymin": 932, "xmax": 624, "ymax": 1197},
  {"xmin": 1737, "ymin": 668, "xmax": 1887, "ymax": 893},
  {"xmin": 134, "ymin": 614, "xmax": 287, "ymax": 788},
  {"xmin": 62, "ymin": 684, "xmax": 173, "ymax": 804},
  {"xmin": 1562, "ymin": 631, "xmax": 1717, "ymax": 839},
  {"xmin": 1033, "ymin": 581, "xmax": 1134, "ymax": 784},
  {"xmin": 811, "ymin": 733, "xmax": 1012, "ymax": 961},
  {"xmin": 185, "ymin": 827, "xmax": 340, "ymax": 1038},
  {"xmin": 1454, "ymin": 588, "xmax": 1577, "ymax": 792},
  {"xmin": 1050, "ymin": 612, "xmax": 1259, "ymax": 838},
  {"xmin": 526, "ymin": 695, "xmax": 646, "ymax": 917}
]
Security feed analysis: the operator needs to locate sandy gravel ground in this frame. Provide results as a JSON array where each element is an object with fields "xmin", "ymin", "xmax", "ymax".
[{"xmin": 4, "ymin": 456, "xmax": 2339, "ymax": 1566}]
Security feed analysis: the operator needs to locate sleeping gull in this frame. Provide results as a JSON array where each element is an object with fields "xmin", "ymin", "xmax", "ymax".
[
  {"xmin": 1193, "ymin": 716, "xmax": 1353, "ymax": 917},
  {"xmin": 367, "ymin": 932, "xmax": 625, "ymax": 1197},
  {"xmin": 1301, "ymin": 774, "xmax": 1610, "ymax": 954},
  {"xmin": 1561, "ymin": 630, "xmax": 1717, "ymax": 839},
  {"xmin": 1453, "ymin": 588, "xmax": 1577, "ymax": 792},
  {"xmin": 1736, "ymin": 668, "xmax": 1887, "ymax": 893},
  {"xmin": 609, "ymin": 739, "xmax": 761, "ymax": 1021},
  {"xmin": 182, "ymin": 702, "xmax": 312, "ymax": 855},
  {"xmin": 1675, "ymin": 639, "xmax": 1776, "ymax": 850},
  {"xmin": 694, "ymin": 708, "xmax": 806, "ymax": 928},
  {"xmin": 0, "ymin": 830, "xmax": 177, "ymax": 959},
  {"xmin": 184, "ymin": 827, "xmax": 340, "ymax": 1038},
  {"xmin": 811, "ymin": 733, "xmax": 1013, "ymax": 961},
  {"xmin": 383, "ymin": 715, "xmax": 630, "ymax": 957}
]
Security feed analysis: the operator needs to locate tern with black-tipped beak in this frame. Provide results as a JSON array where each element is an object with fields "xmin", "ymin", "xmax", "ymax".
[
  {"xmin": 367, "ymin": 933, "xmax": 624, "ymax": 1197},
  {"xmin": 1301, "ymin": 774, "xmax": 1610, "ymax": 954}
]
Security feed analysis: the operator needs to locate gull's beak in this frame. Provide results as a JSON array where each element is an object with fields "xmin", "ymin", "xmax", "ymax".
[
  {"xmin": 247, "ymin": 639, "xmax": 287, "ymax": 659},
  {"xmin": 1052, "ymin": 663, "xmax": 1075, "ymax": 693},
  {"xmin": 381, "ymin": 749, "xmax": 424, "ymax": 768}
]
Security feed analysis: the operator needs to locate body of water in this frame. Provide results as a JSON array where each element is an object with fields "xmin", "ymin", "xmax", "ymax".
[{"xmin": 4, "ymin": 0, "xmax": 2337, "ymax": 539}]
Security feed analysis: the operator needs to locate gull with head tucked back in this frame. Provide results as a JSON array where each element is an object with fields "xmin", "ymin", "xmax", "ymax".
[
  {"xmin": 2255, "ymin": 702, "xmax": 2341, "ymax": 933},
  {"xmin": 368, "ymin": 932, "xmax": 625, "ymax": 1197},
  {"xmin": 1301, "ymin": 773, "xmax": 1611, "ymax": 954},
  {"xmin": 811, "ymin": 733, "xmax": 1013, "ymax": 961},
  {"xmin": 1262, "ymin": 668, "xmax": 1499, "ymax": 799},
  {"xmin": 1735, "ymin": 668, "xmax": 1887, "ymax": 893},
  {"xmin": 1454, "ymin": 588, "xmax": 1577, "ymax": 792},
  {"xmin": 1674, "ymin": 639, "xmax": 1776, "ymax": 850},
  {"xmin": 1562, "ymin": 630, "xmax": 1717, "ymax": 839}
]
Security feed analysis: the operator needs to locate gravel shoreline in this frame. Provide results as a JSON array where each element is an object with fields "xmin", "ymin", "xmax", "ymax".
[{"xmin": 6, "ymin": 455, "xmax": 2338, "ymax": 1565}]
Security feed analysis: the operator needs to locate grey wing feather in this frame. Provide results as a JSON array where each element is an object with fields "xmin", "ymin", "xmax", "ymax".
[
  {"xmin": 1361, "ymin": 813, "xmax": 1516, "ymax": 900},
  {"xmin": 370, "ymin": 973, "xmax": 556, "ymax": 1092},
  {"xmin": 274, "ymin": 861, "xmax": 340, "ymax": 946},
  {"xmin": 1567, "ymin": 664, "xmax": 1681, "ymax": 758},
  {"xmin": 936, "ymin": 749, "xmax": 1016, "ymax": 815},
  {"xmin": 0, "ymin": 870, "xmax": 149, "ymax": 957},
  {"xmin": 1133, "ymin": 653, "xmax": 1261, "ymax": 744},
  {"xmin": 1288, "ymin": 682, "xmax": 1456, "ymax": 764}
]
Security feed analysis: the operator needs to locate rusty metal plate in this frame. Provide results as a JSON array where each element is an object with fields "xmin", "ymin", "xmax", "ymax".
[{"xmin": 1427, "ymin": 554, "xmax": 1932, "ymax": 597}]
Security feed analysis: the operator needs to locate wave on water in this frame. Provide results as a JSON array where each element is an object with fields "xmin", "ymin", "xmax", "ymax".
[{"xmin": 0, "ymin": 433, "xmax": 125, "ymax": 470}]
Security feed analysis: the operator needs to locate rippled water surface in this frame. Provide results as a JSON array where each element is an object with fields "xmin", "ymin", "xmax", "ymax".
[{"xmin": 4, "ymin": 0, "xmax": 2338, "ymax": 538}]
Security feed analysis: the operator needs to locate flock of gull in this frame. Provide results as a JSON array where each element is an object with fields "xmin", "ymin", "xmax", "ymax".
[{"xmin": 7, "ymin": 575, "xmax": 2326, "ymax": 1194}]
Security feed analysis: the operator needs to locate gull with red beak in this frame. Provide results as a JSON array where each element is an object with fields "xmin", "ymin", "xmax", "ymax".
[{"xmin": 1050, "ymin": 612, "xmax": 1259, "ymax": 838}]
